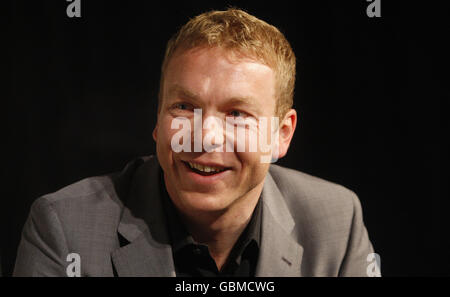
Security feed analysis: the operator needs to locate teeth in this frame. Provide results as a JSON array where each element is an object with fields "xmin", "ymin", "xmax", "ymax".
[{"xmin": 188, "ymin": 162, "xmax": 225, "ymax": 173}]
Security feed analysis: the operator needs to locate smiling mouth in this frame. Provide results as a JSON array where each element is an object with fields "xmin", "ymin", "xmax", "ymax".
[{"xmin": 182, "ymin": 161, "xmax": 230, "ymax": 176}]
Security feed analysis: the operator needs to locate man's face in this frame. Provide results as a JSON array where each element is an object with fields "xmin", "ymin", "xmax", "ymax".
[{"xmin": 153, "ymin": 47, "xmax": 278, "ymax": 214}]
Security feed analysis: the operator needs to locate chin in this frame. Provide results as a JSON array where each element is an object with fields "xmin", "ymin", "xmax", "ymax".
[{"xmin": 180, "ymin": 192, "xmax": 232, "ymax": 213}]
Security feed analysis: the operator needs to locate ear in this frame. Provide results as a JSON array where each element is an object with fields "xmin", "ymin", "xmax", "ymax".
[
  {"xmin": 274, "ymin": 109, "xmax": 297, "ymax": 160},
  {"xmin": 152, "ymin": 123, "xmax": 158, "ymax": 142}
]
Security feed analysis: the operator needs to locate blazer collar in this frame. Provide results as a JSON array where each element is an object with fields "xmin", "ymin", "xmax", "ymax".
[
  {"xmin": 112, "ymin": 156, "xmax": 303, "ymax": 276},
  {"xmin": 255, "ymin": 171, "xmax": 304, "ymax": 276},
  {"xmin": 112, "ymin": 156, "xmax": 176, "ymax": 276}
]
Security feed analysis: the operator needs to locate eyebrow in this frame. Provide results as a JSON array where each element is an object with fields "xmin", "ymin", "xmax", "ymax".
[
  {"xmin": 168, "ymin": 84, "xmax": 201, "ymax": 101},
  {"xmin": 167, "ymin": 84, "xmax": 262, "ymax": 114}
]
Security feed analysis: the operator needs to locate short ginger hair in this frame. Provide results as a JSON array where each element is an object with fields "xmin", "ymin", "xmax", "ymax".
[{"xmin": 158, "ymin": 8, "xmax": 296, "ymax": 118}]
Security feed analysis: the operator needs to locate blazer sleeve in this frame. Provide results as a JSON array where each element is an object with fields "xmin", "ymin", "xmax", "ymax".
[
  {"xmin": 13, "ymin": 197, "xmax": 70, "ymax": 276},
  {"xmin": 338, "ymin": 194, "xmax": 380, "ymax": 277}
]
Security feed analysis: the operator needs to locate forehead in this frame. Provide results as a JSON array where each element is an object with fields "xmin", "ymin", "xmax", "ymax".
[{"xmin": 163, "ymin": 47, "xmax": 276, "ymax": 111}]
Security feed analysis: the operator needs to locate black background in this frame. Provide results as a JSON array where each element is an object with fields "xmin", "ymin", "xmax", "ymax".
[{"xmin": 2, "ymin": 0, "xmax": 448, "ymax": 276}]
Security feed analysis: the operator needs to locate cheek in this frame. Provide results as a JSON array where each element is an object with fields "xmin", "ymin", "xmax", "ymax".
[
  {"xmin": 157, "ymin": 117, "xmax": 177, "ymax": 144},
  {"xmin": 236, "ymin": 152, "xmax": 270, "ymax": 181},
  {"xmin": 155, "ymin": 118, "xmax": 178, "ymax": 165}
]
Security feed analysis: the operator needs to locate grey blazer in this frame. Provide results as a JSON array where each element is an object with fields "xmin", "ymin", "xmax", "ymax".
[{"xmin": 13, "ymin": 155, "xmax": 376, "ymax": 276}]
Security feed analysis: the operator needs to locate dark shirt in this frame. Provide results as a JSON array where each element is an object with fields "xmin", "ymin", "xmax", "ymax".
[{"xmin": 160, "ymin": 174, "xmax": 261, "ymax": 277}]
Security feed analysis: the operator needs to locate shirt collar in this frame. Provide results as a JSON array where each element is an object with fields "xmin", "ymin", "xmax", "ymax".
[{"xmin": 160, "ymin": 170, "xmax": 262, "ymax": 262}]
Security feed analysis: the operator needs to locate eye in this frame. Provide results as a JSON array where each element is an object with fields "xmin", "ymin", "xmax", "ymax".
[
  {"xmin": 229, "ymin": 110, "xmax": 247, "ymax": 117},
  {"xmin": 173, "ymin": 102, "xmax": 194, "ymax": 111}
]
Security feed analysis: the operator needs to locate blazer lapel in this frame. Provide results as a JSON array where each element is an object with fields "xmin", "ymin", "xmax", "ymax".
[
  {"xmin": 111, "ymin": 156, "xmax": 176, "ymax": 277},
  {"xmin": 255, "ymin": 171, "xmax": 304, "ymax": 277}
]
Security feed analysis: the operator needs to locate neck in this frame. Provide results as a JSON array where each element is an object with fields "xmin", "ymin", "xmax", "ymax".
[{"xmin": 174, "ymin": 183, "xmax": 263, "ymax": 270}]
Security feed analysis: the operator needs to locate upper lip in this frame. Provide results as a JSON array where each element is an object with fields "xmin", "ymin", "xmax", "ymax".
[{"xmin": 182, "ymin": 160, "xmax": 231, "ymax": 169}]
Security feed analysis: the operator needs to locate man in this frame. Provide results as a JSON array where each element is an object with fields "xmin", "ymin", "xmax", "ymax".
[{"xmin": 14, "ymin": 9, "xmax": 377, "ymax": 276}]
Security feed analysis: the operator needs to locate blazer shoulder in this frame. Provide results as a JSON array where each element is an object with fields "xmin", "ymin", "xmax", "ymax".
[
  {"xmin": 268, "ymin": 164, "xmax": 359, "ymax": 238},
  {"xmin": 39, "ymin": 155, "xmax": 153, "ymax": 208},
  {"xmin": 29, "ymin": 157, "xmax": 152, "ymax": 240},
  {"xmin": 16, "ymin": 156, "xmax": 156, "ymax": 276},
  {"xmin": 268, "ymin": 164, "xmax": 374, "ymax": 276},
  {"xmin": 269, "ymin": 164, "xmax": 358, "ymax": 204},
  {"xmin": 42, "ymin": 174, "xmax": 117, "ymax": 204}
]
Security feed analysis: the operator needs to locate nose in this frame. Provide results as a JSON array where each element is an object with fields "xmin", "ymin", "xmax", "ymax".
[
  {"xmin": 191, "ymin": 109, "xmax": 225, "ymax": 153},
  {"xmin": 202, "ymin": 114, "xmax": 225, "ymax": 152}
]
